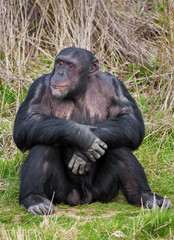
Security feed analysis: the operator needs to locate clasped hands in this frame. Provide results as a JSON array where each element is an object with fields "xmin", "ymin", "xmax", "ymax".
[{"xmin": 68, "ymin": 138, "xmax": 107, "ymax": 175}]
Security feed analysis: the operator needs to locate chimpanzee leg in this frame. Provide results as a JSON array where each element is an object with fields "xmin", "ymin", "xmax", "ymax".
[
  {"xmin": 92, "ymin": 148, "xmax": 172, "ymax": 209},
  {"xmin": 19, "ymin": 145, "xmax": 72, "ymax": 215},
  {"xmin": 92, "ymin": 151, "xmax": 120, "ymax": 203},
  {"xmin": 113, "ymin": 148, "xmax": 172, "ymax": 209}
]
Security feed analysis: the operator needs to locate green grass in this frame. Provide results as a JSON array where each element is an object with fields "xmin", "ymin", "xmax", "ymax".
[
  {"xmin": 0, "ymin": 191, "xmax": 174, "ymax": 239},
  {"xmin": 0, "ymin": 94, "xmax": 173, "ymax": 239}
]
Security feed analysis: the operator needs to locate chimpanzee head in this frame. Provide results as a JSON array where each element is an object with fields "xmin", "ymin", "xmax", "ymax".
[{"xmin": 50, "ymin": 47, "xmax": 99, "ymax": 99}]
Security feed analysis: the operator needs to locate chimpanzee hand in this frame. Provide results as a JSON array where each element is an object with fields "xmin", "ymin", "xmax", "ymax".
[
  {"xmin": 68, "ymin": 151, "xmax": 91, "ymax": 175},
  {"xmin": 69, "ymin": 124, "xmax": 107, "ymax": 175},
  {"xmin": 73, "ymin": 124, "xmax": 107, "ymax": 155},
  {"xmin": 68, "ymin": 138, "xmax": 107, "ymax": 175},
  {"xmin": 83, "ymin": 138, "xmax": 107, "ymax": 162}
]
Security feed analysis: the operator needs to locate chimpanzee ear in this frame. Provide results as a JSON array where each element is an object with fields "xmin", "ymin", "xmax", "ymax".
[{"xmin": 89, "ymin": 58, "xmax": 99, "ymax": 76}]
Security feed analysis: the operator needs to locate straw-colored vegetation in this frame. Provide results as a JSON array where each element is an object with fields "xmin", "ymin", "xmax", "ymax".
[{"xmin": 0, "ymin": 0, "xmax": 173, "ymax": 239}]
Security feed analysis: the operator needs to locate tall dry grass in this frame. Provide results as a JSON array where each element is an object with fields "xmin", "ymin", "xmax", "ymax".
[
  {"xmin": 0, "ymin": 0, "xmax": 173, "ymax": 106},
  {"xmin": 0, "ymin": 0, "xmax": 173, "ymax": 160}
]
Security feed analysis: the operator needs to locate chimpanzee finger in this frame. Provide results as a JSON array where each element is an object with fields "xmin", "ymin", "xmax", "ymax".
[
  {"xmin": 72, "ymin": 162, "xmax": 80, "ymax": 175},
  {"xmin": 94, "ymin": 146, "xmax": 105, "ymax": 156},
  {"xmin": 85, "ymin": 163, "xmax": 91, "ymax": 172},
  {"xmin": 92, "ymin": 138, "xmax": 107, "ymax": 151},
  {"xmin": 91, "ymin": 143, "xmax": 106, "ymax": 157},
  {"xmin": 68, "ymin": 156, "xmax": 75, "ymax": 170},
  {"xmin": 79, "ymin": 164, "xmax": 86, "ymax": 175},
  {"xmin": 85, "ymin": 152, "xmax": 96, "ymax": 162},
  {"xmin": 91, "ymin": 151, "xmax": 101, "ymax": 159},
  {"xmin": 99, "ymin": 141, "xmax": 108, "ymax": 150}
]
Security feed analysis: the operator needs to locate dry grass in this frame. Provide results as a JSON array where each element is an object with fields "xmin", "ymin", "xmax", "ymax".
[{"xmin": 0, "ymin": 0, "xmax": 173, "ymax": 109}]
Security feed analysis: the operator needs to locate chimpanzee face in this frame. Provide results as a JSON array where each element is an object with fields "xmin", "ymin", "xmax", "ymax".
[
  {"xmin": 50, "ymin": 47, "xmax": 98, "ymax": 99},
  {"xmin": 50, "ymin": 55, "xmax": 83, "ymax": 99}
]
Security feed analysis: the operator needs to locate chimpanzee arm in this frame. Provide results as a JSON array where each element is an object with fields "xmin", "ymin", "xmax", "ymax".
[
  {"xmin": 94, "ymin": 78, "xmax": 145, "ymax": 150},
  {"xmin": 13, "ymin": 76, "xmax": 105, "ymax": 153}
]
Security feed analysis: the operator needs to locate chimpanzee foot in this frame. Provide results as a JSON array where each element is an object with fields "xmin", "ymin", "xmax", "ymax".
[
  {"xmin": 28, "ymin": 202, "xmax": 54, "ymax": 215},
  {"xmin": 141, "ymin": 192, "xmax": 172, "ymax": 210},
  {"xmin": 20, "ymin": 194, "xmax": 55, "ymax": 215}
]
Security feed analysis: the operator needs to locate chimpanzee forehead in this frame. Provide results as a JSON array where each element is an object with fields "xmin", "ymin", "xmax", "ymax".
[
  {"xmin": 55, "ymin": 55, "xmax": 79, "ymax": 65},
  {"xmin": 57, "ymin": 47, "xmax": 95, "ymax": 63}
]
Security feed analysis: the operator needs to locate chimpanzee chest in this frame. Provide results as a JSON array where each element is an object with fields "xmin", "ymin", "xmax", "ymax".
[{"xmin": 51, "ymin": 96, "xmax": 109, "ymax": 125}]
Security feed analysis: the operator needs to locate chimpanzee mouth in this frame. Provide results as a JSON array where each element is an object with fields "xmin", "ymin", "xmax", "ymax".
[{"xmin": 51, "ymin": 85, "xmax": 69, "ymax": 89}]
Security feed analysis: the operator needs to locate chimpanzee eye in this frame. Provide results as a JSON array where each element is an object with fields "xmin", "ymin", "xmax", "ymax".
[
  {"xmin": 57, "ymin": 61, "xmax": 63, "ymax": 66},
  {"xmin": 67, "ymin": 63, "xmax": 73, "ymax": 69}
]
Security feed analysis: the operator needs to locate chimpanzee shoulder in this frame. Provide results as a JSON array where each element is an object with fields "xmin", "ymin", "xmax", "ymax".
[
  {"xmin": 101, "ymin": 72, "xmax": 137, "ymax": 105},
  {"xmin": 98, "ymin": 71, "xmax": 123, "ymax": 98},
  {"xmin": 26, "ymin": 74, "xmax": 51, "ymax": 100}
]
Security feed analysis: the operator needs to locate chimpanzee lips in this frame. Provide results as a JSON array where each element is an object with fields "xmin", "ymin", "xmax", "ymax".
[{"xmin": 51, "ymin": 85, "xmax": 69, "ymax": 89}]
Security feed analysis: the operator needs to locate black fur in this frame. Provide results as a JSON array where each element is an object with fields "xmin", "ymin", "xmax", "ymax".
[{"xmin": 13, "ymin": 47, "xmax": 171, "ymax": 214}]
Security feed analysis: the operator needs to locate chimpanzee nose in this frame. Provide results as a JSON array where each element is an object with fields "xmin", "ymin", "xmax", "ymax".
[
  {"xmin": 58, "ymin": 70, "xmax": 64, "ymax": 76},
  {"xmin": 59, "ymin": 73, "xmax": 63, "ymax": 76}
]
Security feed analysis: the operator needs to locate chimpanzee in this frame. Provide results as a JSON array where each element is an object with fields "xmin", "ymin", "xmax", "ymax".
[{"xmin": 13, "ymin": 47, "xmax": 172, "ymax": 215}]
